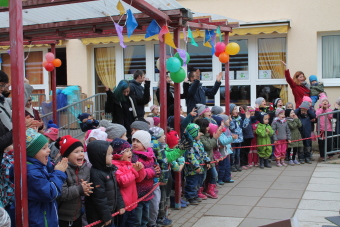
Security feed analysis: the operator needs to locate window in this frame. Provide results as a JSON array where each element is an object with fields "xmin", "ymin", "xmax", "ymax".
[
  {"xmin": 322, "ymin": 35, "xmax": 340, "ymax": 78},
  {"xmin": 94, "ymin": 47, "xmax": 116, "ymax": 93},
  {"xmin": 124, "ymin": 45, "xmax": 146, "ymax": 80},
  {"xmin": 187, "ymin": 41, "xmax": 212, "ymax": 73},
  {"xmin": 220, "ymin": 85, "xmax": 250, "ymax": 106},
  {"xmin": 256, "ymin": 85, "xmax": 288, "ymax": 105}
]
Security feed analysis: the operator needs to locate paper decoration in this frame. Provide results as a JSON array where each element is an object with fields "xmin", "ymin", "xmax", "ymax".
[
  {"xmin": 6, "ymin": 49, "xmax": 10, "ymax": 55},
  {"xmin": 164, "ymin": 33, "xmax": 177, "ymax": 49},
  {"xmin": 188, "ymin": 28, "xmax": 198, "ymax": 47},
  {"xmin": 145, "ymin": 20, "xmax": 160, "ymax": 38},
  {"xmin": 126, "ymin": 9, "xmax": 138, "ymax": 38},
  {"xmin": 158, "ymin": 26, "xmax": 169, "ymax": 42},
  {"xmin": 201, "ymin": 72, "xmax": 213, "ymax": 81},
  {"xmin": 204, "ymin": 30, "xmax": 214, "ymax": 43},
  {"xmin": 203, "ymin": 41, "xmax": 212, "ymax": 48},
  {"xmin": 210, "ymin": 33, "xmax": 216, "ymax": 55},
  {"xmin": 176, "ymin": 49, "xmax": 187, "ymax": 66},
  {"xmin": 216, "ymin": 26, "xmax": 222, "ymax": 42},
  {"xmin": 114, "ymin": 22, "xmax": 126, "ymax": 48},
  {"xmin": 116, "ymin": 1, "xmax": 125, "ymax": 15},
  {"xmin": 0, "ymin": 0, "xmax": 8, "ymax": 7},
  {"xmin": 222, "ymin": 71, "xmax": 235, "ymax": 80},
  {"xmin": 236, "ymin": 71, "xmax": 249, "ymax": 80},
  {"xmin": 259, "ymin": 70, "xmax": 272, "ymax": 79}
]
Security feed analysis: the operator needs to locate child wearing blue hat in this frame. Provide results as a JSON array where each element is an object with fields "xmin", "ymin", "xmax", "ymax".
[{"xmin": 309, "ymin": 75, "xmax": 324, "ymax": 107}]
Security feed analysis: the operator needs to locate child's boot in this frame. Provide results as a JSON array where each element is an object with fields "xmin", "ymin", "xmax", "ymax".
[
  {"xmin": 205, "ymin": 184, "xmax": 218, "ymax": 199},
  {"xmin": 281, "ymin": 159, "xmax": 287, "ymax": 166},
  {"xmin": 236, "ymin": 165, "xmax": 242, "ymax": 172},
  {"xmin": 298, "ymin": 147, "xmax": 305, "ymax": 164},
  {"xmin": 231, "ymin": 165, "xmax": 237, "ymax": 172},
  {"xmin": 259, "ymin": 158, "xmax": 264, "ymax": 169},
  {"xmin": 289, "ymin": 160, "xmax": 295, "ymax": 166},
  {"xmin": 198, "ymin": 187, "xmax": 207, "ymax": 200},
  {"xmin": 248, "ymin": 153, "xmax": 253, "ymax": 168},
  {"xmin": 264, "ymin": 159, "xmax": 272, "ymax": 168},
  {"xmin": 276, "ymin": 159, "xmax": 282, "ymax": 167}
]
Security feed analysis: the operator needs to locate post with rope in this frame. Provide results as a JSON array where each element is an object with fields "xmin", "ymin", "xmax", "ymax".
[
  {"xmin": 159, "ymin": 22, "xmax": 168, "ymax": 133},
  {"xmin": 50, "ymin": 43, "xmax": 58, "ymax": 124},
  {"xmin": 224, "ymin": 31, "xmax": 230, "ymax": 114}
]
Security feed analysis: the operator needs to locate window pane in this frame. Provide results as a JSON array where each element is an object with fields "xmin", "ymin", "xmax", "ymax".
[
  {"xmin": 0, "ymin": 53, "xmax": 11, "ymax": 84},
  {"xmin": 220, "ymin": 85, "xmax": 250, "ymax": 106},
  {"xmin": 187, "ymin": 41, "xmax": 212, "ymax": 73},
  {"xmin": 25, "ymin": 51, "xmax": 43, "ymax": 84},
  {"xmin": 256, "ymin": 85, "xmax": 288, "ymax": 106},
  {"xmin": 222, "ymin": 39, "xmax": 248, "ymax": 80},
  {"xmin": 204, "ymin": 86, "xmax": 216, "ymax": 106},
  {"xmin": 124, "ymin": 45, "xmax": 146, "ymax": 80},
  {"xmin": 94, "ymin": 47, "xmax": 116, "ymax": 93},
  {"xmin": 322, "ymin": 35, "xmax": 340, "ymax": 78},
  {"xmin": 258, "ymin": 37, "xmax": 286, "ymax": 79},
  {"xmin": 154, "ymin": 44, "xmax": 171, "ymax": 82}
]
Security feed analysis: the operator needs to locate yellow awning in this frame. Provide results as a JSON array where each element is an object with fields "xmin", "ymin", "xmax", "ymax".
[
  {"xmin": 0, "ymin": 41, "xmax": 64, "ymax": 50},
  {"xmin": 82, "ymin": 25, "xmax": 289, "ymax": 45}
]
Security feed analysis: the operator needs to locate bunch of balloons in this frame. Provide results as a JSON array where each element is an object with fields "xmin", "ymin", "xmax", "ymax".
[
  {"xmin": 166, "ymin": 52, "xmax": 190, "ymax": 83},
  {"xmin": 42, "ymin": 52, "xmax": 62, "ymax": 72},
  {"xmin": 214, "ymin": 42, "xmax": 240, "ymax": 63}
]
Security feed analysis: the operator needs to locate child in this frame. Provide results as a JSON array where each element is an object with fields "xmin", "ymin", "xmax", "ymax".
[
  {"xmin": 256, "ymin": 112, "xmax": 274, "ymax": 169},
  {"xmin": 196, "ymin": 104, "xmax": 217, "ymax": 124},
  {"xmin": 111, "ymin": 138, "xmax": 146, "ymax": 227},
  {"xmin": 184, "ymin": 123, "xmax": 210, "ymax": 205},
  {"xmin": 309, "ymin": 75, "xmax": 324, "ymax": 107},
  {"xmin": 46, "ymin": 120, "xmax": 58, "ymax": 129},
  {"xmin": 271, "ymin": 108, "xmax": 291, "ymax": 167},
  {"xmin": 229, "ymin": 103, "xmax": 250, "ymax": 172},
  {"xmin": 85, "ymin": 140, "xmax": 125, "ymax": 227},
  {"xmin": 44, "ymin": 127, "xmax": 61, "ymax": 165},
  {"xmin": 84, "ymin": 127, "xmax": 108, "ymax": 145},
  {"xmin": 106, "ymin": 123, "xmax": 128, "ymax": 141},
  {"xmin": 273, "ymin": 98, "xmax": 284, "ymax": 110},
  {"xmin": 78, "ymin": 113, "xmax": 99, "ymax": 132},
  {"xmin": 239, "ymin": 105, "xmax": 254, "ymax": 170},
  {"xmin": 248, "ymin": 108, "xmax": 259, "ymax": 167},
  {"xmin": 286, "ymin": 102, "xmax": 294, "ymax": 109},
  {"xmin": 24, "ymin": 128, "xmax": 68, "ymax": 227},
  {"xmin": 333, "ymin": 98, "xmax": 340, "ymax": 149},
  {"xmin": 130, "ymin": 120, "xmax": 150, "ymax": 135},
  {"xmin": 56, "ymin": 135, "xmax": 93, "ymax": 227},
  {"xmin": 148, "ymin": 105, "xmax": 160, "ymax": 117},
  {"xmin": 153, "ymin": 117, "xmax": 160, "ymax": 127},
  {"xmin": 285, "ymin": 109, "xmax": 303, "ymax": 165}
]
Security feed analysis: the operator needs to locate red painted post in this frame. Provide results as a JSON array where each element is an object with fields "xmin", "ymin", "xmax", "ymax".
[
  {"xmin": 173, "ymin": 28, "xmax": 181, "ymax": 209},
  {"xmin": 50, "ymin": 44, "xmax": 58, "ymax": 124},
  {"xmin": 9, "ymin": 0, "xmax": 29, "ymax": 225},
  {"xmin": 224, "ymin": 32, "xmax": 230, "ymax": 114},
  {"xmin": 159, "ymin": 24, "xmax": 167, "ymax": 132}
]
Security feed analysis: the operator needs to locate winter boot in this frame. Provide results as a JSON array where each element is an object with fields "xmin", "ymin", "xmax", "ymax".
[
  {"xmin": 298, "ymin": 147, "xmax": 305, "ymax": 164},
  {"xmin": 205, "ymin": 184, "xmax": 218, "ymax": 199},
  {"xmin": 188, "ymin": 198, "xmax": 199, "ymax": 205},
  {"xmin": 264, "ymin": 159, "xmax": 272, "ymax": 168},
  {"xmin": 231, "ymin": 165, "xmax": 237, "ymax": 172},
  {"xmin": 281, "ymin": 159, "xmax": 287, "ymax": 166},
  {"xmin": 198, "ymin": 187, "xmax": 207, "ymax": 200},
  {"xmin": 259, "ymin": 158, "xmax": 264, "ymax": 169},
  {"xmin": 289, "ymin": 160, "xmax": 295, "ymax": 166},
  {"xmin": 276, "ymin": 159, "xmax": 282, "ymax": 167},
  {"xmin": 306, "ymin": 147, "xmax": 312, "ymax": 163},
  {"xmin": 236, "ymin": 165, "xmax": 242, "ymax": 172}
]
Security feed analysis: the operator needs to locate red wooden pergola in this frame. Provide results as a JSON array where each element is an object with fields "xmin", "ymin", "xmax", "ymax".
[{"xmin": 2, "ymin": 0, "xmax": 237, "ymax": 225}]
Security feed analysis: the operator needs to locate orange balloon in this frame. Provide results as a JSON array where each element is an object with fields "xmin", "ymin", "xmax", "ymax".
[
  {"xmin": 219, "ymin": 52, "xmax": 229, "ymax": 63},
  {"xmin": 42, "ymin": 61, "xmax": 48, "ymax": 67},
  {"xmin": 52, "ymin": 58, "xmax": 62, "ymax": 67}
]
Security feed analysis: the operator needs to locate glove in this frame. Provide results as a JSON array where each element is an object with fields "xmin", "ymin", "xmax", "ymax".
[{"xmin": 178, "ymin": 131, "xmax": 193, "ymax": 150}]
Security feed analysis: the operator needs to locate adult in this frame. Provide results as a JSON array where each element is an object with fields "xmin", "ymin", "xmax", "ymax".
[
  {"xmin": 185, "ymin": 69, "xmax": 222, "ymax": 114},
  {"xmin": 128, "ymin": 70, "xmax": 151, "ymax": 118},
  {"xmin": 282, "ymin": 61, "xmax": 310, "ymax": 108},
  {"xmin": 25, "ymin": 97, "xmax": 44, "ymax": 132}
]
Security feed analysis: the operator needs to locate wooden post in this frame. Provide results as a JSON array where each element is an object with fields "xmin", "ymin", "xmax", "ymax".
[
  {"xmin": 224, "ymin": 32, "xmax": 230, "ymax": 114},
  {"xmin": 50, "ymin": 44, "xmax": 58, "ymax": 124},
  {"xmin": 159, "ymin": 24, "xmax": 167, "ymax": 132}
]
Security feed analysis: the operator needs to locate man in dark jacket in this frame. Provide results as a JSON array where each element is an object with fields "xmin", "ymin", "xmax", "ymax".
[
  {"xmin": 129, "ymin": 70, "xmax": 151, "ymax": 118},
  {"xmin": 185, "ymin": 69, "xmax": 222, "ymax": 114}
]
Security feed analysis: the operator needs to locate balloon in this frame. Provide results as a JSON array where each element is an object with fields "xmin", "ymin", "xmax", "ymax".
[
  {"xmin": 219, "ymin": 52, "xmax": 229, "ymax": 63},
  {"xmin": 174, "ymin": 52, "xmax": 190, "ymax": 65},
  {"xmin": 225, "ymin": 42, "xmax": 240, "ymax": 55},
  {"xmin": 214, "ymin": 51, "xmax": 222, "ymax": 57},
  {"xmin": 42, "ymin": 61, "xmax": 48, "ymax": 67},
  {"xmin": 215, "ymin": 42, "xmax": 226, "ymax": 53},
  {"xmin": 45, "ymin": 52, "xmax": 55, "ymax": 62},
  {"xmin": 52, "ymin": 58, "xmax": 62, "ymax": 67},
  {"xmin": 44, "ymin": 62, "xmax": 54, "ymax": 72},
  {"xmin": 170, "ymin": 67, "xmax": 186, "ymax": 83},
  {"xmin": 166, "ymin": 57, "xmax": 181, "ymax": 73},
  {"xmin": 156, "ymin": 58, "xmax": 160, "ymax": 70}
]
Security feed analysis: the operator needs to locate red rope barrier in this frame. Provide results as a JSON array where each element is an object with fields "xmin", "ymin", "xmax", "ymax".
[{"xmin": 84, "ymin": 182, "xmax": 161, "ymax": 227}]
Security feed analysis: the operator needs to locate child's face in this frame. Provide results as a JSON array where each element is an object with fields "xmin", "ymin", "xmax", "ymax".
[
  {"xmin": 250, "ymin": 111, "xmax": 255, "ymax": 116},
  {"xmin": 224, "ymin": 119, "xmax": 230, "ymax": 127},
  {"xmin": 277, "ymin": 100, "xmax": 283, "ymax": 107},
  {"xmin": 132, "ymin": 138, "xmax": 145, "ymax": 151},
  {"xmin": 322, "ymin": 99, "xmax": 329, "ymax": 108},
  {"xmin": 231, "ymin": 107, "xmax": 238, "ymax": 116},
  {"xmin": 263, "ymin": 115, "xmax": 269, "ymax": 124},
  {"xmin": 120, "ymin": 132, "xmax": 128, "ymax": 141},
  {"xmin": 68, "ymin": 146, "xmax": 84, "ymax": 166},
  {"xmin": 158, "ymin": 134, "xmax": 166, "ymax": 144},
  {"xmin": 278, "ymin": 112, "xmax": 285, "ymax": 120},
  {"xmin": 289, "ymin": 110, "xmax": 296, "ymax": 118},
  {"xmin": 205, "ymin": 126, "xmax": 210, "ymax": 134},
  {"xmin": 286, "ymin": 104, "xmax": 293, "ymax": 109},
  {"xmin": 194, "ymin": 132, "xmax": 202, "ymax": 141},
  {"xmin": 33, "ymin": 142, "xmax": 50, "ymax": 166},
  {"xmin": 106, "ymin": 146, "xmax": 113, "ymax": 166},
  {"xmin": 203, "ymin": 110, "xmax": 212, "ymax": 118},
  {"xmin": 311, "ymin": 81, "xmax": 317, "ymax": 85},
  {"xmin": 152, "ymin": 107, "xmax": 160, "ymax": 115},
  {"xmin": 261, "ymin": 99, "xmax": 267, "ymax": 107},
  {"xmin": 131, "ymin": 128, "xmax": 138, "ymax": 135},
  {"xmin": 120, "ymin": 148, "xmax": 132, "ymax": 162},
  {"xmin": 300, "ymin": 108, "xmax": 308, "ymax": 115},
  {"xmin": 82, "ymin": 118, "xmax": 89, "ymax": 123}
]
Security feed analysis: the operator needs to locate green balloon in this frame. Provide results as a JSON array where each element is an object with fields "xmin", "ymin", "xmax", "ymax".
[
  {"xmin": 166, "ymin": 57, "xmax": 181, "ymax": 73},
  {"xmin": 170, "ymin": 68, "xmax": 186, "ymax": 83},
  {"xmin": 174, "ymin": 52, "xmax": 190, "ymax": 65}
]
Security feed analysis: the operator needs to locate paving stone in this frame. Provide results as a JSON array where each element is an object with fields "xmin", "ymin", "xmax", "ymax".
[
  {"xmin": 193, "ymin": 216, "xmax": 243, "ymax": 227},
  {"xmin": 217, "ymin": 195, "xmax": 261, "ymax": 206},
  {"xmin": 298, "ymin": 221, "xmax": 336, "ymax": 227},
  {"xmin": 302, "ymin": 191, "xmax": 340, "ymax": 201},
  {"xmin": 250, "ymin": 169, "xmax": 283, "ymax": 176},
  {"xmin": 247, "ymin": 207, "xmax": 295, "ymax": 219},
  {"xmin": 280, "ymin": 170, "xmax": 313, "ymax": 177},
  {"xmin": 309, "ymin": 177, "xmax": 340, "ymax": 185},
  {"xmin": 181, "ymin": 222, "xmax": 194, "ymax": 227},
  {"xmin": 236, "ymin": 180, "xmax": 273, "ymax": 189},
  {"xmin": 243, "ymin": 174, "xmax": 277, "ymax": 182},
  {"xmin": 238, "ymin": 218, "xmax": 283, "ymax": 227},
  {"xmin": 294, "ymin": 209, "xmax": 339, "ymax": 223},
  {"xmin": 306, "ymin": 183, "xmax": 340, "ymax": 193},
  {"xmin": 312, "ymin": 171, "xmax": 340, "ymax": 178},
  {"xmin": 176, "ymin": 217, "xmax": 189, "ymax": 224},
  {"xmin": 228, "ymin": 187, "xmax": 267, "ymax": 197},
  {"xmin": 270, "ymin": 181, "xmax": 308, "ymax": 190},
  {"xmin": 256, "ymin": 197, "xmax": 300, "ymax": 209},
  {"xmin": 264, "ymin": 189, "xmax": 304, "ymax": 199},
  {"xmin": 298, "ymin": 200, "xmax": 340, "ymax": 211},
  {"xmin": 275, "ymin": 175, "xmax": 311, "ymax": 183},
  {"xmin": 205, "ymin": 204, "xmax": 252, "ymax": 217}
]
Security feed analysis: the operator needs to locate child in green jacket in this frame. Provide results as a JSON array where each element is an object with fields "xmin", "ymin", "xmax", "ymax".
[{"xmin": 256, "ymin": 112, "xmax": 274, "ymax": 169}]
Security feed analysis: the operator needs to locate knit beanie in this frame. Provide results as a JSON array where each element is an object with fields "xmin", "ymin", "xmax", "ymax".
[
  {"xmin": 111, "ymin": 138, "xmax": 131, "ymax": 159},
  {"xmin": 26, "ymin": 128, "xmax": 49, "ymax": 158},
  {"xmin": 186, "ymin": 123, "xmax": 200, "ymax": 139},
  {"xmin": 77, "ymin": 113, "xmax": 90, "ymax": 122},
  {"xmin": 166, "ymin": 130, "xmax": 179, "ymax": 148},
  {"xmin": 44, "ymin": 128, "xmax": 59, "ymax": 141},
  {"xmin": 132, "ymin": 130, "xmax": 151, "ymax": 149},
  {"xmin": 196, "ymin": 103, "xmax": 210, "ymax": 116},
  {"xmin": 248, "ymin": 107, "xmax": 255, "ymax": 112},
  {"xmin": 309, "ymin": 75, "xmax": 318, "ymax": 83},
  {"xmin": 47, "ymin": 120, "xmax": 58, "ymax": 129},
  {"xmin": 259, "ymin": 112, "xmax": 268, "ymax": 124},
  {"xmin": 211, "ymin": 106, "xmax": 223, "ymax": 115},
  {"xmin": 131, "ymin": 120, "xmax": 150, "ymax": 132},
  {"xmin": 319, "ymin": 92, "xmax": 328, "ymax": 103},
  {"xmin": 229, "ymin": 103, "xmax": 236, "ymax": 114},
  {"xmin": 336, "ymin": 97, "xmax": 340, "ymax": 106},
  {"xmin": 217, "ymin": 114, "xmax": 229, "ymax": 123},
  {"xmin": 275, "ymin": 107, "xmax": 284, "ymax": 116},
  {"xmin": 150, "ymin": 105, "xmax": 158, "ymax": 112},
  {"xmin": 255, "ymin": 97, "xmax": 265, "ymax": 106},
  {"xmin": 153, "ymin": 117, "xmax": 160, "ymax": 127},
  {"xmin": 106, "ymin": 123, "xmax": 126, "ymax": 139},
  {"xmin": 149, "ymin": 126, "xmax": 164, "ymax": 139},
  {"xmin": 0, "ymin": 207, "xmax": 10, "ymax": 227},
  {"xmin": 208, "ymin": 123, "xmax": 218, "ymax": 137},
  {"xmin": 56, "ymin": 135, "xmax": 83, "ymax": 157},
  {"xmin": 85, "ymin": 127, "xmax": 108, "ymax": 145},
  {"xmin": 212, "ymin": 115, "xmax": 223, "ymax": 126},
  {"xmin": 285, "ymin": 109, "xmax": 293, "ymax": 118},
  {"xmin": 145, "ymin": 117, "xmax": 155, "ymax": 127},
  {"xmin": 302, "ymin": 96, "xmax": 312, "ymax": 103},
  {"xmin": 273, "ymin": 98, "xmax": 281, "ymax": 108},
  {"xmin": 299, "ymin": 101, "xmax": 310, "ymax": 110},
  {"xmin": 99, "ymin": 119, "xmax": 111, "ymax": 128}
]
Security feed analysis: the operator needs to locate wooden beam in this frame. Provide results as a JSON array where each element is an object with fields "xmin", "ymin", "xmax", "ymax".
[
  {"xmin": 0, "ymin": 40, "xmax": 59, "ymax": 45},
  {"xmin": 186, "ymin": 21, "xmax": 233, "ymax": 32}
]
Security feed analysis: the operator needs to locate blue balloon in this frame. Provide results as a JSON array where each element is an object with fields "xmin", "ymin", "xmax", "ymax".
[{"xmin": 166, "ymin": 57, "xmax": 181, "ymax": 73}]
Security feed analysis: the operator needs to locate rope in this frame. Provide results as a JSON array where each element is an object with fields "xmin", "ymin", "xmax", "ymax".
[{"xmin": 84, "ymin": 182, "xmax": 161, "ymax": 227}]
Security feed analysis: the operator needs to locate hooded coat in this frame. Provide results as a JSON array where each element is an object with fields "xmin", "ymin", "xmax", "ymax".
[{"xmin": 85, "ymin": 141, "xmax": 125, "ymax": 225}]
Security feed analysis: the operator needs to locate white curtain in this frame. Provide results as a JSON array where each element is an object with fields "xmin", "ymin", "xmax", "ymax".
[{"xmin": 322, "ymin": 35, "xmax": 340, "ymax": 78}]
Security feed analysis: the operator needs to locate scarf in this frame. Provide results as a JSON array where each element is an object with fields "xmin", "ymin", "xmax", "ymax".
[
  {"xmin": 274, "ymin": 117, "xmax": 286, "ymax": 124},
  {"xmin": 25, "ymin": 105, "xmax": 34, "ymax": 117}
]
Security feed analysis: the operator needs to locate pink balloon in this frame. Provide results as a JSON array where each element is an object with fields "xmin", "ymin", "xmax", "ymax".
[
  {"xmin": 215, "ymin": 42, "xmax": 226, "ymax": 53},
  {"xmin": 45, "ymin": 52, "xmax": 55, "ymax": 62}
]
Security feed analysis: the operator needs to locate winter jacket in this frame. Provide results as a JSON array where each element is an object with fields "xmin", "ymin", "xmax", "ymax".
[
  {"xmin": 285, "ymin": 69, "xmax": 310, "ymax": 108},
  {"xmin": 0, "ymin": 150, "xmax": 14, "ymax": 208},
  {"xmin": 132, "ymin": 148, "xmax": 157, "ymax": 201},
  {"xmin": 129, "ymin": 80, "xmax": 151, "ymax": 117},
  {"xmin": 112, "ymin": 159, "xmax": 146, "ymax": 211},
  {"xmin": 79, "ymin": 119, "xmax": 99, "ymax": 132},
  {"xmin": 185, "ymin": 79, "xmax": 221, "ymax": 114},
  {"xmin": 25, "ymin": 157, "xmax": 67, "ymax": 227},
  {"xmin": 168, "ymin": 113, "xmax": 194, "ymax": 136},
  {"xmin": 0, "ymin": 96, "xmax": 12, "ymax": 131},
  {"xmin": 218, "ymin": 129, "xmax": 234, "ymax": 157},
  {"xmin": 156, "ymin": 82, "xmax": 189, "ymax": 114},
  {"xmin": 256, "ymin": 123, "xmax": 274, "ymax": 158},
  {"xmin": 271, "ymin": 118, "xmax": 291, "ymax": 141},
  {"xmin": 85, "ymin": 141, "xmax": 125, "ymax": 225},
  {"xmin": 310, "ymin": 83, "xmax": 324, "ymax": 97},
  {"xmin": 230, "ymin": 115, "xmax": 250, "ymax": 143},
  {"xmin": 316, "ymin": 107, "xmax": 333, "ymax": 132},
  {"xmin": 286, "ymin": 118, "xmax": 303, "ymax": 148},
  {"xmin": 295, "ymin": 108, "xmax": 316, "ymax": 138},
  {"xmin": 333, "ymin": 108, "xmax": 340, "ymax": 134},
  {"xmin": 240, "ymin": 113, "xmax": 254, "ymax": 139},
  {"xmin": 25, "ymin": 108, "xmax": 44, "ymax": 131},
  {"xmin": 184, "ymin": 140, "xmax": 210, "ymax": 176},
  {"xmin": 58, "ymin": 162, "xmax": 91, "ymax": 222},
  {"xmin": 200, "ymin": 133, "xmax": 217, "ymax": 167},
  {"xmin": 0, "ymin": 118, "xmax": 12, "ymax": 163}
]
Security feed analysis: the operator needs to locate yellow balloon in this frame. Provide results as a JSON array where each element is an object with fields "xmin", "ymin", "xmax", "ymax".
[{"xmin": 225, "ymin": 42, "xmax": 240, "ymax": 55}]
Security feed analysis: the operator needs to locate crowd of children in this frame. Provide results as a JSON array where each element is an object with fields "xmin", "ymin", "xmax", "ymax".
[{"xmin": 2, "ymin": 72, "xmax": 340, "ymax": 227}]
